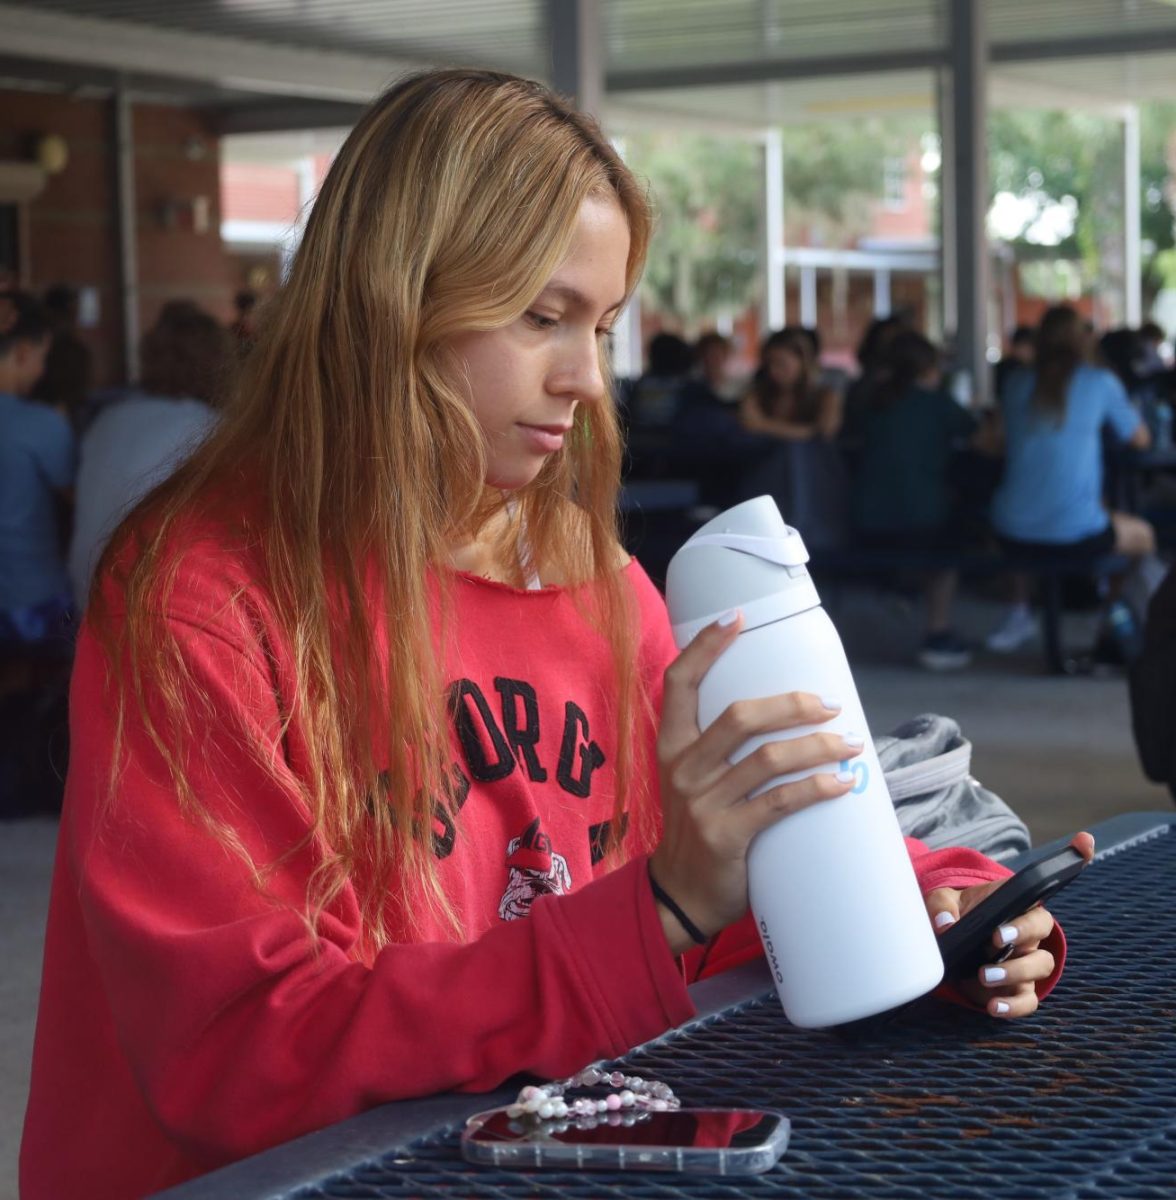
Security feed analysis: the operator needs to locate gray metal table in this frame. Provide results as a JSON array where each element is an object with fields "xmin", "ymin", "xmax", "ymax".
[{"xmin": 157, "ymin": 811, "xmax": 1176, "ymax": 1199}]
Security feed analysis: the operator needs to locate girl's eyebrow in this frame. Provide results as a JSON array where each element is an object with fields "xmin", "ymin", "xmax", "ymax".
[{"xmin": 539, "ymin": 284, "xmax": 627, "ymax": 316}]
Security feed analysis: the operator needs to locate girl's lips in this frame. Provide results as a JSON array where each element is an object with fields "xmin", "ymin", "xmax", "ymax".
[{"xmin": 518, "ymin": 424, "xmax": 569, "ymax": 453}]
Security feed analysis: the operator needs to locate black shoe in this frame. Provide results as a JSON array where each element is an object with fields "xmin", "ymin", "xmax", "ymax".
[{"xmin": 918, "ymin": 631, "xmax": 973, "ymax": 671}]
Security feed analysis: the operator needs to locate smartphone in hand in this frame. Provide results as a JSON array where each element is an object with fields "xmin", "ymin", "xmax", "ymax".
[{"xmin": 937, "ymin": 845, "xmax": 1089, "ymax": 980}]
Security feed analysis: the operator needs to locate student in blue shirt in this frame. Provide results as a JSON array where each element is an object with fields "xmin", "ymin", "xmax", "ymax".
[
  {"xmin": 0, "ymin": 290, "xmax": 77, "ymax": 645},
  {"xmin": 987, "ymin": 305, "xmax": 1154, "ymax": 653}
]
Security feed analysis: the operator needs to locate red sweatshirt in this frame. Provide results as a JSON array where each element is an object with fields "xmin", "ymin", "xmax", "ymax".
[{"xmin": 21, "ymin": 524, "xmax": 1062, "ymax": 1199}]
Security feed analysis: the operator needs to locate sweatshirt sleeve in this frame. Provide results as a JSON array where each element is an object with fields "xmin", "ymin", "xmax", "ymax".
[
  {"xmin": 65, "ymin": 616, "xmax": 694, "ymax": 1168},
  {"xmin": 687, "ymin": 837, "xmax": 1066, "ymax": 1003}
]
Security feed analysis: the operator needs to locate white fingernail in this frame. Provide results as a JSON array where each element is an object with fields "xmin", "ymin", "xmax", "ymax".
[
  {"xmin": 999, "ymin": 924, "xmax": 1019, "ymax": 946},
  {"xmin": 835, "ymin": 770, "xmax": 854, "ymax": 784},
  {"xmin": 716, "ymin": 608, "xmax": 740, "ymax": 627},
  {"xmin": 843, "ymin": 731, "xmax": 865, "ymax": 748},
  {"xmin": 994, "ymin": 1000, "xmax": 1011, "ymax": 1015},
  {"xmin": 983, "ymin": 966, "xmax": 1007, "ymax": 984},
  {"xmin": 821, "ymin": 694, "xmax": 842, "ymax": 711},
  {"xmin": 934, "ymin": 911, "xmax": 957, "ymax": 929}
]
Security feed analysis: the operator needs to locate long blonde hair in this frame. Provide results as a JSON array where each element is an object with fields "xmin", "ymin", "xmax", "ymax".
[{"xmin": 91, "ymin": 68, "xmax": 654, "ymax": 951}]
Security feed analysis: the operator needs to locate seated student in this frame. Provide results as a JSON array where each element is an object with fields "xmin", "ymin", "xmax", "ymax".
[
  {"xmin": 841, "ymin": 314, "xmax": 911, "ymax": 454},
  {"xmin": 625, "ymin": 331, "xmax": 694, "ymax": 431},
  {"xmin": 30, "ymin": 283, "xmax": 93, "ymax": 431},
  {"xmin": 22, "ymin": 68, "xmax": 1085, "ymax": 1200},
  {"xmin": 851, "ymin": 331, "xmax": 981, "ymax": 671},
  {"xmin": 740, "ymin": 327, "xmax": 842, "ymax": 443},
  {"xmin": 993, "ymin": 324, "xmax": 1035, "ymax": 403},
  {"xmin": 68, "ymin": 304, "xmax": 227, "ymax": 607},
  {"xmin": 0, "ymin": 290, "xmax": 76, "ymax": 648},
  {"xmin": 987, "ymin": 305, "xmax": 1154, "ymax": 654}
]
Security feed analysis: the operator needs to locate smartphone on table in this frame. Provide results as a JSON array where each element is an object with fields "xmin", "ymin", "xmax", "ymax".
[{"xmin": 461, "ymin": 1105, "xmax": 789, "ymax": 1174}]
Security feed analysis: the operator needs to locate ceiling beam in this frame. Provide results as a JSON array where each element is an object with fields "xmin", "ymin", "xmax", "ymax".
[
  {"xmin": 607, "ymin": 49, "xmax": 945, "ymax": 93},
  {"xmin": 991, "ymin": 30, "xmax": 1176, "ymax": 64},
  {"xmin": 214, "ymin": 100, "xmax": 369, "ymax": 136},
  {"xmin": 607, "ymin": 29, "xmax": 1176, "ymax": 96},
  {"xmin": 0, "ymin": 2, "xmax": 414, "ymax": 104}
]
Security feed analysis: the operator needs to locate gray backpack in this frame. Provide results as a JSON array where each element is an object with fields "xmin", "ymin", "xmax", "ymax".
[{"xmin": 877, "ymin": 713, "xmax": 1030, "ymax": 863}]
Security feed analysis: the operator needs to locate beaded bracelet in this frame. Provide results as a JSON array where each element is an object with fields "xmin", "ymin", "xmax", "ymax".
[{"xmin": 506, "ymin": 1064, "xmax": 680, "ymax": 1126}]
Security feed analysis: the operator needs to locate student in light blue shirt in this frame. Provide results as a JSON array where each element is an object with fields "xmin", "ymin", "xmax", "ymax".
[
  {"xmin": 69, "ymin": 303, "xmax": 227, "ymax": 607},
  {"xmin": 987, "ymin": 306, "xmax": 1154, "ymax": 654},
  {"xmin": 0, "ymin": 290, "xmax": 76, "ymax": 644}
]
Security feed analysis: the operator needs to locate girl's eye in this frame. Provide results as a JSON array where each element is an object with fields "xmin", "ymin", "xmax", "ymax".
[
  {"xmin": 525, "ymin": 311, "xmax": 559, "ymax": 330},
  {"xmin": 598, "ymin": 328, "xmax": 616, "ymax": 344}
]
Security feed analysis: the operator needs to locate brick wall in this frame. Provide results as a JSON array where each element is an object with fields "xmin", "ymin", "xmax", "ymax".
[{"xmin": 0, "ymin": 88, "xmax": 235, "ymax": 387}]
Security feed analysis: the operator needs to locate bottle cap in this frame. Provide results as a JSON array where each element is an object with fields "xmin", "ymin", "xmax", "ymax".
[{"xmin": 665, "ymin": 497, "xmax": 822, "ymax": 646}]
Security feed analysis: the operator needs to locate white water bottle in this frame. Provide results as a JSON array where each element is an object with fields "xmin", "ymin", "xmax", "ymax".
[{"xmin": 665, "ymin": 497, "xmax": 944, "ymax": 1027}]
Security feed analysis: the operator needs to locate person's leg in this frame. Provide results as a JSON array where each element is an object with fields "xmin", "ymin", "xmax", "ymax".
[
  {"xmin": 987, "ymin": 571, "xmax": 1036, "ymax": 653},
  {"xmin": 1110, "ymin": 511, "xmax": 1157, "ymax": 558},
  {"xmin": 925, "ymin": 569, "xmax": 956, "ymax": 634},
  {"xmin": 919, "ymin": 569, "xmax": 972, "ymax": 670}
]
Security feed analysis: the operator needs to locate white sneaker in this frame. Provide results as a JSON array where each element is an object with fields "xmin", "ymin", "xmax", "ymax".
[{"xmin": 986, "ymin": 607, "xmax": 1037, "ymax": 654}]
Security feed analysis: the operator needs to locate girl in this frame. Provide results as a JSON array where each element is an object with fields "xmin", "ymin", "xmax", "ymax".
[
  {"xmin": 988, "ymin": 305, "xmax": 1155, "ymax": 653},
  {"xmin": 740, "ymin": 326, "xmax": 842, "ymax": 442},
  {"xmin": 22, "ymin": 69, "xmax": 1081, "ymax": 1200},
  {"xmin": 851, "ymin": 330, "xmax": 982, "ymax": 670}
]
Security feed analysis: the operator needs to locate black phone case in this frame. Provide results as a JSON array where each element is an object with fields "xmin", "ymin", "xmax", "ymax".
[
  {"xmin": 834, "ymin": 844, "xmax": 1088, "ymax": 1039},
  {"xmin": 937, "ymin": 845, "xmax": 1088, "ymax": 980}
]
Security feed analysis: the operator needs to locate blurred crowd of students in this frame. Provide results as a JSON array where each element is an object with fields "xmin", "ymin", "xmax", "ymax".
[
  {"xmin": 3, "ymin": 277, "xmax": 1175, "ymax": 811},
  {"xmin": 620, "ymin": 307, "xmax": 1172, "ymax": 672},
  {"xmin": 0, "ymin": 283, "xmax": 249, "ymax": 812}
]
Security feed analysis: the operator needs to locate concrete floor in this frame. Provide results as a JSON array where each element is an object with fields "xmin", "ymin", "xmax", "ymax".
[{"xmin": 1, "ymin": 589, "xmax": 1169, "ymax": 1200}]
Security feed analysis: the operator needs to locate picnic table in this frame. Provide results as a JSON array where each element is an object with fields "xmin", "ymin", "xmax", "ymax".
[{"xmin": 157, "ymin": 811, "xmax": 1176, "ymax": 1199}]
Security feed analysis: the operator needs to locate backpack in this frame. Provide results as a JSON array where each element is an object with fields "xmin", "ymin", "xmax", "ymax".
[{"xmin": 877, "ymin": 713, "xmax": 1030, "ymax": 863}]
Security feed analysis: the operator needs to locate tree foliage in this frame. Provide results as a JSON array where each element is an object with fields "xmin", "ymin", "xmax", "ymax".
[{"xmin": 624, "ymin": 117, "xmax": 918, "ymax": 327}]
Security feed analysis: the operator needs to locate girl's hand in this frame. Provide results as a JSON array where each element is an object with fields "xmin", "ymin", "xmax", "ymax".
[
  {"xmin": 649, "ymin": 610, "xmax": 862, "ymax": 955},
  {"xmin": 925, "ymin": 832, "xmax": 1095, "ymax": 1018}
]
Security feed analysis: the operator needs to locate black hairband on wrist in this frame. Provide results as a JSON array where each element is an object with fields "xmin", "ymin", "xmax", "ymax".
[{"xmin": 647, "ymin": 862, "xmax": 709, "ymax": 946}]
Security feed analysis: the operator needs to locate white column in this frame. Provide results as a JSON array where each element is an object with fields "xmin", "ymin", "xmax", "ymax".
[
  {"xmin": 800, "ymin": 265, "xmax": 818, "ymax": 328},
  {"xmin": 874, "ymin": 267, "xmax": 892, "ymax": 317},
  {"xmin": 763, "ymin": 127, "xmax": 786, "ymax": 332},
  {"xmin": 546, "ymin": 0, "xmax": 603, "ymax": 116},
  {"xmin": 946, "ymin": 0, "xmax": 990, "ymax": 406},
  {"xmin": 936, "ymin": 68, "xmax": 957, "ymax": 341},
  {"xmin": 1124, "ymin": 103, "xmax": 1142, "ymax": 328},
  {"xmin": 609, "ymin": 135, "xmax": 643, "ymax": 378}
]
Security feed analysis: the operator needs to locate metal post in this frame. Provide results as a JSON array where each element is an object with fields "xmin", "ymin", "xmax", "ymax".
[
  {"xmin": 547, "ymin": 0, "xmax": 603, "ymax": 116},
  {"xmin": 763, "ymin": 127, "xmax": 785, "ymax": 332},
  {"xmin": 874, "ymin": 267, "xmax": 892, "ymax": 317},
  {"xmin": 1123, "ymin": 103, "xmax": 1142, "ymax": 328},
  {"xmin": 113, "ymin": 75, "xmax": 140, "ymax": 383},
  {"xmin": 946, "ymin": 0, "xmax": 989, "ymax": 406}
]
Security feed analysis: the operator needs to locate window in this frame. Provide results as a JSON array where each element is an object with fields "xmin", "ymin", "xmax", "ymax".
[{"xmin": 882, "ymin": 157, "xmax": 907, "ymax": 211}]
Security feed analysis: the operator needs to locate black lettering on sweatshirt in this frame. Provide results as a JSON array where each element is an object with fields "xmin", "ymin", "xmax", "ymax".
[
  {"xmin": 556, "ymin": 701, "xmax": 606, "ymax": 798},
  {"xmin": 588, "ymin": 813, "xmax": 629, "ymax": 865},
  {"xmin": 448, "ymin": 678, "xmax": 515, "ymax": 782},
  {"xmin": 494, "ymin": 677, "xmax": 547, "ymax": 783}
]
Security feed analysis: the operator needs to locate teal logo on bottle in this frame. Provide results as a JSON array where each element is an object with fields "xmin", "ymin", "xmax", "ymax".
[{"xmin": 840, "ymin": 759, "xmax": 869, "ymax": 794}]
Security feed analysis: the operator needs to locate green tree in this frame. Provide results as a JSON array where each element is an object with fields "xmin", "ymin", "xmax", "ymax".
[
  {"xmin": 624, "ymin": 117, "xmax": 921, "ymax": 328},
  {"xmin": 623, "ymin": 132, "xmax": 762, "ymax": 328},
  {"xmin": 987, "ymin": 105, "xmax": 1176, "ymax": 305}
]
